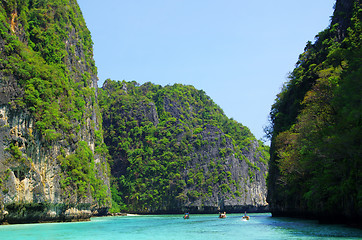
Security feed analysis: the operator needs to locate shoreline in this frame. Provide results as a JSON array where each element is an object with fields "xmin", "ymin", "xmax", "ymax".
[{"xmin": 1, "ymin": 212, "xmax": 360, "ymax": 230}]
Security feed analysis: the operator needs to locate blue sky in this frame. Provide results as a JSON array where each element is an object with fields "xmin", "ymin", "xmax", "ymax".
[{"xmin": 77, "ymin": 0, "xmax": 335, "ymax": 142}]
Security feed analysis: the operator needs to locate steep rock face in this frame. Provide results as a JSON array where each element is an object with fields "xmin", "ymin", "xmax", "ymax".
[
  {"xmin": 100, "ymin": 80, "xmax": 269, "ymax": 214},
  {"xmin": 267, "ymin": 0, "xmax": 361, "ymax": 224},
  {"xmin": 0, "ymin": 0, "xmax": 110, "ymax": 223},
  {"xmin": 183, "ymin": 127, "xmax": 268, "ymax": 213},
  {"xmin": 332, "ymin": 0, "xmax": 355, "ymax": 41}
]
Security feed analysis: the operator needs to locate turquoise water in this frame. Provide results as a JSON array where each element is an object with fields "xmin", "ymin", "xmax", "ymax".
[{"xmin": 0, "ymin": 213, "xmax": 361, "ymax": 239}]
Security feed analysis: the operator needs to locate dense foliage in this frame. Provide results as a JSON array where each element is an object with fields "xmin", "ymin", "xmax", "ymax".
[
  {"xmin": 0, "ymin": 0, "xmax": 109, "ymax": 206},
  {"xmin": 267, "ymin": 0, "xmax": 361, "ymax": 221},
  {"xmin": 99, "ymin": 80, "xmax": 269, "ymax": 213}
]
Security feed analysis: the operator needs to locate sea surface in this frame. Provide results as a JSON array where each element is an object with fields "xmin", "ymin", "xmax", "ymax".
[{"xmin": 0, "ymin": 213, "xmax": 361, "ymax": 240}]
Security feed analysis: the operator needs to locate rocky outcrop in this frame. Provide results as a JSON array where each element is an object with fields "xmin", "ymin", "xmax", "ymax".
[
  {"xmin": 0, "ymin": 0, "xmax": 111, "ymax": 223},
  {"xmin": 0, "ymin": 0, "xmax": 269, "ymax": 222},
  {"xmin": 267, "ymin": 0, "xmax": 361, "ymax": 225},
  {"xmin": 100, "ymin": 80, "xmax": 269, "ymax": 214},
  {"xmin": 180, "ymin": 128, "xmax": 268, "ymax": 213},
  {"xmin": 331, "ymin": 0, "xmax": 355, "ymax": 41}
]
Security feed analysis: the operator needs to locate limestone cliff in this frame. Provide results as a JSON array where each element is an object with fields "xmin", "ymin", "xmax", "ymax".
[
  {"xmin": 0, "ymin": 0, "xmax": 111, "ymax": 223},
  {"xmin": 100, "ymin": 80, "xmax": 269, "ymax": 214},
  {"xmin": 267, "ymin": 0, "xmax": 361, "ymax": 225}
]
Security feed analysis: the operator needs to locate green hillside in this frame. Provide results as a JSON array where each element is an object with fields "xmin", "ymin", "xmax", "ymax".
[
  {"xmin": 0, "ymin": 0, "xmax": 110, "ymax": 223},
  {"xmin": 99, "ymin": 80, "xmax": 269, "ymax": 213},
  {"xmin": 267, "ymin": 0, "xmax": 361, "ymax": 224}
]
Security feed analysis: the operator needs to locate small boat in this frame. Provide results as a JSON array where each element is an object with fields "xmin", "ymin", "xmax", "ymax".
[
  {"xmin": 183, "ymin": 213, "xmax": 190, "ymax": 219},
  {"xmin": 242, "ymin": 211, "xmax": 250, "ymax": 220},
  {"xmin": 219, "ymin": 212, "xmax": 227, "ymax": 218}
]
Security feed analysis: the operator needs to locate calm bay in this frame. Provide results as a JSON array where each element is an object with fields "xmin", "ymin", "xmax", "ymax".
[{"xmin": 0, "ymin": 213, "xmax": 361, "ymax": 239}]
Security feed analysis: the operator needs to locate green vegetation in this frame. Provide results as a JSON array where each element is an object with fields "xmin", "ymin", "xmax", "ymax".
[
  {"xmin": 5, "ymin": 143, "xmax": 27, "ymax": 164},
  {"xmin": 1, "ymin": 0, "xmax": 269, "ymax": 218},
  {"xmin": 267, "ymin": 0, "xmax": 361, "ymax": 220},
  {"xmin": 0, "ymin": 0, "xmax": 109, "ymax": 206},
  {"xmin": 99, "ymin": 80, "xmax": 269, "ymax": 212},
  {"xmin": 0, "ymin": 0, "xmax": 96, "ymax": 135},
  {"xmin": 59, "ymin": 141, "xmax": 108, "ymax": 205}
]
